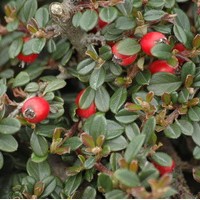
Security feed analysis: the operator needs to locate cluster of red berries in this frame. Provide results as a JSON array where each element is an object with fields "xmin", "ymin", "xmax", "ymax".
[{"xmin": 110, "ymin": 31, "xmax": 186, "ymax": 74}]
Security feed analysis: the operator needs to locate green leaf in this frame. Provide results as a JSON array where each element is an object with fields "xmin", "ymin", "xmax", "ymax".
[
  {"xmin": 114, "ymin": 169, "xmax": 140, "ymax": 187},
  {"xmin": 0, "ymin": 134, "xmax": 18, "ymax": 152},
  {"xmin": 147, "ymin": 72, "xmax": 182, "ymax": 96},
  {"xmin": 173, "ymin": 8, "xmax": 190, "ymax": 31},
  {"xmin": 116, "ymin": 38, "xmax": 141, "ymax": 56},
  {"xmin": 90, "ymin": 67, "xmax": 106, "ymax": 90},
  {"xmin": 0, "ymin": 83, "xmax": 6, "ymax": 97},
  {"xmin": 82, "ymin": 186, "xmax": 96, "ymax": 199},
  {"xmin": 105, "ymin": 189, "xmax": 127, "ymax": 199},
  {"xmin": 151, "ymin": 152, "xmax": 173, "ymax": 167},
  {"xmin": 99, "ymin": 7, "xmax": 118, "ymax": 23},
  {"xmin": 125, "ymin": 123, "xmax": 140, "ymax": 140},
  {"xmin": 109, "ymin": 62, "xmax": 122, "ymax": 76},
  {"xmin": 115, "ymin": 16, "xmax": 136, "ymax": 30},
  {"xmin": 193, "ymin": 146, "xmax": 200, "ymax": 160},
  {"xmin": 64, "ymin": 173, "xmax": 82, "ymax": 196},
  {"xmin": 32, "ymin": 38, "xmax": 46, "ymax": 54},
  {"xmin": 25, "ymin": 64, "xmax": 45, "ymax": 80},
  {"xmin": 7, "ymin": 19, "xmax": 19, "ymax": 32},
  {"xmin": 21, "ymin": 0, "xmax": 38, "ymax": 22},
  {"xmin": 9, "ymin": 38, "xmax": 23, "ymax": 59},
  {"xmin": 31, "ymin": 153, "xmax": 48, "ymax": 163},
  {"xmin": 97, "ymin": 173, "xmax": 113, "ymax": 193},
  {"xmin": 124, "ymin": 134, "xmax": 145, "ymax": 163},
  {"xmin": 84, "ymin": 156, "xmax": 96, "ymax": 169},
  {"xmin": 176, "ymin": 119, "xmax": 193, "ymax": 136},
  {"xmin": 144, "ymin": 9, "xmax": 166, "ymax": 21},
  {"xmin": 25, "ymin": 82, "xmax": 39, "ymax": 93},
  {"xmin": 63, "ymin": 137, "xmax": 82, "ymax": 151},
  {"xmin": 0, "ymin": 152, "xmax": 3, "ymax": 169},
  {"xmin": 173, "ymin": 25, "xmax": 187, "ymax": 44},
  {"xmin": 40, "ymin": 176, "xmax": 56, "ymax": 198},
  {"xmin": 35, "ymin": 7, "xmax": 49, "ymax": 27},
  {"xmin": 95, "ymin": 86, "xmax": 110, "ymax": 112},
  {"xmin": 135, "ymin": 70, "xmax": 151, "ymax": 86},
  {"xmin": 77, "ymin": 58, "xmax": 96, "ymax": 75},
  {"xmin": 106, "ymin": 120, "xmax": 124, "ymax": 140},
  {"xmin": 13, "ymin": 71, "xmax": 30, "ymax": 88},
  {"xmin": 151, "ymin": 43, "xmax": 172, "ymax": 59},
  {"xmin": 188, "ymin": 106, "xmax": 200, "ymax": 122},
  {"xmin": 105, "ymin": 136, "xmax": 128, "ymax": 151},
  {"xmin": 30, "ymin": 132, "xmax": 48, "ymax": 157},
  {"xmin": 47, "ymin": 39, "xmax": 56, "ymax": 53},
  {"xmin": 43, "ymin": 79, "xmax": 66, "ymax": 94},
  {"xmin": 99, "ymin": 45, "xmax": 112, "ymax": 60},
  {"xmin": 26, "ymin": 159, "xmax": 51, "ymax": 180},
  {"xmin": 192, "ymin": 122, "xmax": 200, "ymax": 146},
  {"xmin": 72, "ymin": 12, "xmax": 82, "ymax": 27},
  {"xmin": 86, "ymin": 113, "xmax": 107, "ymax": 141},
  {"xmin": 181, "ymin": 62, "xmax": 196, "ymax": 82},
  {"xmin": 80, "ymin": 10, "xmax": 98, "ymax": 31},
  {"xmin": 142, "ymin": 117, "xmax": 156, "ymax": 144},
  {"xmin": 52, "ymin": 40, "xmax": 70, "ymax": 60},
  {"xmin": 164, "ymin": 121, "xmax": 181, "ymax": 139},
  {"xmin": 0, "ymin": 118, "xmax": 21, "ymax": 134},
  {"xmin": 115, "ymin": 109, "xmax": 139, "ymax": 124},
  {"xmin": 110, "ymin": 87, "xmax": 127, "ymax": 114},
  {"xmin": 79, "ymin": 87, "xmax": 95, "ymax": 109}
]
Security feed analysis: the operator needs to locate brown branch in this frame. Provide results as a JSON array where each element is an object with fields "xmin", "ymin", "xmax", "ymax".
[
  {"xmin": 0, "ymin": 25, "xmax": 8, "ymax": 35},
  {"xmin": 94, "ymin": 162, "xmax": 113, "ymax": 176}
]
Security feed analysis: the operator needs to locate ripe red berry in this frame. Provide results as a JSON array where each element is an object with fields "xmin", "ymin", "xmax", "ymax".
[
  {"xmin": 173, "ymin": 43, "xmax": 186, "ymax": 64},
  {"xmin": 149, "ymin": 60, "xmax": 176, "ymax": 74},
  {"xmin": 17, "ymin": 37, "xmax": 39, "ymax": 63},
  {"xmin": 22, "ymin": 97, "xmax": 50, "ymax": 123},
  {"xmin": 75, "ymin": 89, "xmax": 96, "ymax": 118},
  {"xmin": 152, "ymin": 160, "xmax": 175, "ymax": 175},
  {"xmin": 140, "ymin": 32, "xmax": 167, "ymax": 56},
  {"xmin": 112, "ymin": 41, "xmax": 138, "ymax": 66},
  {"xmin": 98, "ymin": 18, "xmax": 108, "ymax": 29}
]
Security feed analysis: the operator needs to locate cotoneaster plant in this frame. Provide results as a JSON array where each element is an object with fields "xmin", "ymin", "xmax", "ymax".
[{"xmin": 22, "ymin": 97, "xmax": 50, "ymax": 123}]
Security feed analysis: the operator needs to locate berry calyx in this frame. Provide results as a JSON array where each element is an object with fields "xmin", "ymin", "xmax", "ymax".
[
  {"xmin": 22, "ymin": 97, "xmax": 50, "ymax": 123},
  {"xmin": 140, "ymin": 32, "xmax": 168, "ymax": 56},
  {"xmin": 75, "ymin": 89, "xmax": 96, "ymax": 118},
  {"xmin": 149, "ymin": 60, "xmax": 176, "ymax": 74},
  {"xmin": 17, "ymin": 37, "xmax": 39, "ymax": 63},
  {"xmin": 112, "ymin": 41, "xmax": 138, "ymax": 66}
]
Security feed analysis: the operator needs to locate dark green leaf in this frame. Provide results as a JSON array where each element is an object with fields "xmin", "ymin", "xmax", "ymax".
[
  {"xmin": 82, "ymin": 186, "xmax": 96, "ymax": 199},
  {"xmin": 13, "ymin": 71, "xmax": 30, "ymax": 88},
  {"xmin": 40, "ymin": 176, "xmax": 56, "ymax": 198},
  {"xmin": 0, "ymin": 134, "xmax": 18, "ymax": 152},
  {"xmin": 115, "ymin": 109, "xmax": 139, "ymax": 124},
  {"xmin": 176, "ymin": 119, "xmax": 193, "ymax": 136},
  {"xmin": 9, "ymin": 38, "xmax": 23, "ymax": 59},
  {"xmin": 105, "ymin": 189, "xmax": 127, "ymax": 199},
  {"xmin": 110, "ymin": 87, "xmax": 127, "ymax": 113},
  {"xmin": 26, "ymin": 159, "xmax": 51, "ymax": 180},
  {"xmin": 43, "ymin": 79, "xmax": 66, "ymax": 94},
  {"xmin": 135, "ymin": 70, "xmax": 151, "ymax": 85},
  {"xmin": 164, "ymin": 121, "xmax": 181, "ymax": 139},
  {"xmin": 35, "ymin": 7, "xmax": 49, "ymax": 27},
  {"xmin": 151, "ymin": 152, "xmax": 173, "ymax": 167},
  {"xmin": 106, "ymin": 120, "xmax": 124, "ymax": 140},
  {"xmin": 77, "ymin": 58, "xmax": 96, "ymax": 75},
  {"xmin": 125, "ymin": 123, "xmax": 140, "ymax": 140},
  {"xmin": 114, "ymin": 169, "xmax": 140, "ymax": 187},
  {"xmin": 147, "ymin": 72, "xmax": 182, "ymax": 96},
  {"xmin": 63, "ymin": 137, "xmax": 82, "ymax": 151},
  {"xmin": 95, "ymin": 86, "xmax": 110, "ymax": 112},
  {"xmin": 105, "ymin": 136, "xmax": 128, "ymax": 151},
  {"xmin": 144, "ymin": 10, "xmax": 166, "ymax": 21},
  {"xmin": 32, "ymin": 38, "xmax": 46, "ymax": 54},
  {"xmin": 89, "ymin": 67, "xmax": 106, "ymax": 90},
  {"xmin": 181, "ymin": 62, "xmax": 196, "ymax": 81},
  {"xmin": 30, "ymin": 132, "xmax": 48, "ymax": 157},
  {"xmin": 115, "ymin": 16, "xmax": 136, "ymax": 30},
  {"xmin": 124, "ymin": 134, "xmax": 145, "ymax": 163},
  {"xmin": 188, "ymin": 106, "xmax": 200, "ymax": 122},
  {"xmin": 192, "ymin": 122, "xmax": 200, "ymax": 146},
  {"xmin": 173, "ymin": 25, "xmax": 187, "ymax": 44},
  {"xmin": 0, "ymin": 118, "xmax": 20, "ymax": 135},
  {"xmin": 47, "ymin": 39, "xmax": 56, "ymax": 53},
  {"xmin": 80, "ymin": 10, "xmax": 98, "ymax": 31},
  {"xmin": 97, "ymin": 173, "xmax": 113, "ymax": 193},
  {"xmin": 99, "ymin": 7, "xmax": 118, "ymax": 23},
  {"xmin": 151, "ymin": 43, "xmax": 172, "ymax": 59},
  {"xmin": 79, "ymin": 87, "xmax": 95, "ymax": 109}
]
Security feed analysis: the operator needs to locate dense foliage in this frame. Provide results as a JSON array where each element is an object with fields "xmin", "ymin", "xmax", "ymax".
[{"xmin": 0, "ymin": 0, "xmax": 200, "ymax": 198}]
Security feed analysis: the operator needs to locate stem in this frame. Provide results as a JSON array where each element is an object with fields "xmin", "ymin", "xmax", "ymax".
[
  {"xmin": 0, "ymin": 25, "xmax": 8, "ymax": 35},
  {"xmin": 166, "ymin": 108, "xmax": 179, "ymax": 125},
  {"xmin": 94, "ymin": 162, "xmax": 113, "ymax": 176}
]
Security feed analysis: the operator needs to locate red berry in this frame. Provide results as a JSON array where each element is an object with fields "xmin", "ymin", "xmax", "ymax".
[
  {"xmin": 140, "ymin": 32, "xmax": 167, "ymax": 56},
  {"xmin": 75, "ymin": 89, "xmax": 96, "ymax": 118},
  {"xmin": 98, "ymin": 18, "xmax": 108, "ymax": 29},
  {"xmin": 112, "ymin": 41, "xmax": 138, "ymax": 66},
  {"xmin": 173, "ymin": 43, "xmax": 186, "ymax": 64},
  {"xmin": 17, "ymin": 37, "xmax": 39, "ymax": 63},
  {"xmin": 149, "ymin": 60, "xmax": 176, "ymax": 74},
  {"xmin": 22, "ymin": 97, "xmax": 50, "ymax": 123},
  {"xmin": 153, "ymin": 160, "xmax": 175, "ymax": 175}
]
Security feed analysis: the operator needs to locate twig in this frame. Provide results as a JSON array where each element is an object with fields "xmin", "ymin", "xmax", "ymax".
[{"xmin": 94, "ymin": 162, "xmax": 113, "ymax": 176}]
